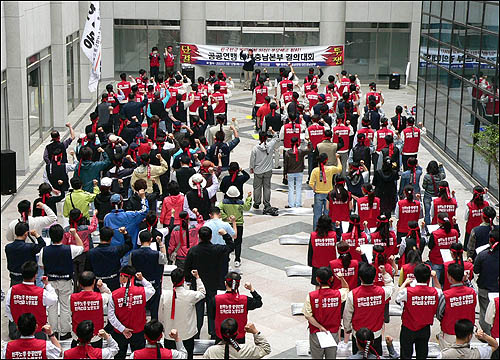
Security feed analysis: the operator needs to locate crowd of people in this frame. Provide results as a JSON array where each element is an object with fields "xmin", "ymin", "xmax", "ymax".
[{"xmin": 2, "ymin": 45, "xmax": 499, "ymax": 359}]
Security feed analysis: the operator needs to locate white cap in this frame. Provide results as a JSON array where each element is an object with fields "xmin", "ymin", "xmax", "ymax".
[{"xmin": 100, "ymin": 177, "xmax": 112, "ymax": 187}]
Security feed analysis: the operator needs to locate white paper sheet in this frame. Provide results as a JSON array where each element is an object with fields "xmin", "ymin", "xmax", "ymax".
[
  {"xmin": 427, "ymin": 224, "xmax": 440, "ymax": 233},
  {"xmin": 360, "ymin": 244, "xmax": 374, "ymax": 264},
  {"xmin": 440, "ymin": 249, "xmax": 453, "ymax": 263},
  {"xmin": 341, "ymin": 221, "xmax": 349, "ymax": 233},
  {"xmin": 316, "ymin": 331, "xmax": 337, "ymax": 349},
  {"xmin": 476, "ymin": 244, "xmax": 490, "ymax": 254}
]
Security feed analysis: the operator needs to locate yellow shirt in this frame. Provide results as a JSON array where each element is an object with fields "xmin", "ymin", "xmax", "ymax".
[{"xmin": 309, "ymin": 164, "xmax": 342, "ymax": 194}]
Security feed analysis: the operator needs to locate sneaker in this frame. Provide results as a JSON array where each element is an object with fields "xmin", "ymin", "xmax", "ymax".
[
  {"xmin": 263, "ymin": 207, "xmax": 279, "ymax": 216},
  {"xmin": 285, "ymin": 205, "xmax": 291, "ymax": 208},
  {"xmin": 59, "ymin": 332, "xmax": 72, "ymax": 341},
  {"xmin": 253, "ymin": 204, "xmax": 260, "ymax": 210},
  {"xmin": 234, "ymin": 261, "xmax": 241, "ymax": 267}
]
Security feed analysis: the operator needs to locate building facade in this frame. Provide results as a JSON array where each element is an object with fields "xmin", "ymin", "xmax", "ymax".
[
  {"xmin": 1, "ymin": 1, "xmax": 422, "ymax": 174},
  {"xmin": 416, "ymin": 0, "xmax": 499, "ymax": 197}
]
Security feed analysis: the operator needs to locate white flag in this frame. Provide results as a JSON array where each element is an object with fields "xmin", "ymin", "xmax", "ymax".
[{"xmin": 81, "ymin": 2, "xmax": 101, "ymax": 92}]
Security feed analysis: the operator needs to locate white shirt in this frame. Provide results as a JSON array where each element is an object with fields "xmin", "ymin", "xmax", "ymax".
[
  {"xmin": 1, "ymin": 336, "xmax": 61, "ymax": 359},
  {"xmin": 158, "ymin": 278, "xmax": 206, "ymax": 340},
  {"xmin": 6, "ymin": 205, "xmax": 58, "ymax": 242},
  {"xmin": 108, "ymin": 278, "xmax": 155, "ymax": 333},
  {"xmin": 485, "ymin": 296, "xmax": 498, "ymax": 328},
  {"xmin": 5, "ymin": 281, "xmax": 58, "ymax": 322}
]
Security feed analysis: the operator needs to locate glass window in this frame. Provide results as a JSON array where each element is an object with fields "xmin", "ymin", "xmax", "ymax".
[
  {"xmin": 439, "ymin": 20, "xmax": 453, "ymax": 43},
  {"xmin": 451, "ymin": 22, "xmax": 466, "ymax": 48},
  {"xmin": 1, "ymin": 71, "xmax": 8, "ymax": 150},
  {"xmin": 344, "ymin": 31, "xmax": 377, "ymax": 80},
  {"xmin": 454, "ymin": 1, "xmax": 467, "ymax": 24},
  {"xmin": 429, "ymin": 16, "xmax": 441, "ymax": 40},
  {"xmin": 422, "ymin": 15, "xmax": 430, "ymax": 33},
  {"xmin": 41, "ymin": 58, "xmax": 52, "ymax": 135},
  {"xmin": 425, "ymin": 82, "xmax": 437, "ymax": 118},
  {"xmin": 27, "ymin": 66, "xmax": 41, "ymax": 149},
  {"xmin": 73, "ymin": 32, "xmax": 81, "ymax": 106},
  {"xmin": 472, "ymin": 135, "xmax": 490, "ymax": 185},
  {"xmin": 241, "ymin": 32, "xmax": 284, "ymax": 46},
  {"xmin": 488, "ymin": 162, "xmax": 499, "ymax": 199},
  {"xmin": 66, "ymin": 40, "xmax": 74, "ymax": 113},
  {"xmin": 445, "ymin": 90, "xmax": 461, "ymax": 159},
  {"xmin": 467, "ymin": 1, "xmax": 484, "ymax": 27},
  {"xmin": 417, "ymin": 76, "xmax": 426, "ymax": 108},
  {"xmin": 448, "ymin": 73, "xmax": 463, "ymax": 104},
  {"xmin": 430, "ymin": 1, "xmax": 441, "ymax": 17},
  {"xmin": 437, "ymin": 66, "xmax": 451, "ymax": 93},
  {"xmin": 441, "ymin": 1, "xmax": 454, "ymax": 21},
  {"xmin": 465, "ymin": 26, "xmax": 481, "ymax": 50},
  {"xmin": 423, "ymin": 1, "xmax": 431, "ymax": 13},
  {"xmin": 389, "ymin": 31, "xmax": 410, "ymax": 76},
  {"xmin": 483, "ymin": 3, "xmax": 499, "ymax": 33},
  {"xmin": 284, "ymin": 31, "xmax": 319, "ymax": 46},
  {"xmin": 482, "ymin": 32, "xmax": 498, "ymax": 52},
  {"xmin": 207, "ymin": 30, "xmax": 241, "ymax": 45},
  {"xmin": 434, "ymin": 89, "xmax": 448, "ymax": 147}
]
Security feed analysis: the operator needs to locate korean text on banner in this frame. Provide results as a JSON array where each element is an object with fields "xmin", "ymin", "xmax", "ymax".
[
  {"xmin": 81, "ymin": 2, "xmax": 101, "ymax": 92},
  {"xmin": 179, "ymin": 44, "xmax": 344, "ymax": 67}
]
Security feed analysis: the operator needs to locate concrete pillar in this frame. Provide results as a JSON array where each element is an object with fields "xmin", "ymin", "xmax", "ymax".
[
  {"xmin": 100, "ymin": 1, "xmax": 114, "ymax": 81},
  {"xmin": 320, "ymin": 1, "xmax": 346, "ymax": 82},
  {"xmin": 78, "ymin": 0, "xmax": 93, "ymax": 102},
  {"xmin": 409, "ymin": 1, "xmax": 422, "ymax": 84},
  {"xmin": 50, "ymin": 1, "xmax": 68, "ymax": 130},
  {"xmin": 4, "ymin": 2, "xmax": 30, "ymax": 174},
  {"xmin": 180, "ymin": 1, "xmax": 206, "ymax": 79}
]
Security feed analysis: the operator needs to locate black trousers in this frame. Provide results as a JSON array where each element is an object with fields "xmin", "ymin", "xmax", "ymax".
[
  {"xmin": 402, "ymin": 154, "xmax": 415, "ymax": 172},
  {"xmin": 235, "ymin": 225, "xmax": 244, "ymax": 262},
  {"xmin": 400, "ymin": 324, "xmax": 431, "ymax": 359},
  {"xmin": 195, "ymin": 290, "xmax": 216, "ymax": 338},
  {"xmin": 146, "ymin": 282, "xmax": 162, "ymax": 320},
  {"xmin": 165, "ymin": 336, "xmax": 195, "ymax": 359},
  {"xmin": 150, "ymin": 66, "xmax": 160, "ymax": 82},
  {"xmin": 111, "ymin": 329, "xmax": 145, "ymax": 359},
  {"xmin": 352, "ymin": 334, "xmax": 382, "ymax": 358}
]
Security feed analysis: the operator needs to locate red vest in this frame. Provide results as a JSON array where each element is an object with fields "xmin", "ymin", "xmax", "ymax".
[
  {"xmin": 255, "ymin": 86, "xmax": 268, "ymax": 105},
  {"xmin": 358, "ymin": 128, "xmax": 374, "ymax": 146},
  {"xmin": 10, "ymin": 284, "xmax": 46, "ymax": 333},
  {"xmin": 212, "ymin": 92, "xmax": 226, "ymax": 114},
  {"xmin": 431, "ymin": 198, "xmax": 458, "ymax": 225},
  {"xmin": 366, "ymin": 91, "xmax": 381, "ymax": 105},
  {"xmin": 70, "ymin": 291, "xmax": 104, "ymax": 336},
  {"xmin": 64, "ymin": 344, "xmax": 103, "ymax": 359},
  {"xmin": 371, "ymin": 232, "xmax": 398, "ymax": 258},
  {"xmin": 338, "ymin": 79, "xmax": 350, "ymax": 94},
  {"xmin": 282, "ymin": 91, "xmax": 293, "ymax": 105},
  {"xmin": 107, "ymin": 93, "xmax": 120, "ymax": 115},
  {"xmin": 308, "ymin": 124, "xmax": 326, "ymax": 149},
  {"xmin": 329, "ymin": 258, "xmax": 359, "ymax": 290},
  {"xmin": 164, "ymin": 53, "xmax": 175, "ymax": 67},
  {"xmin": 5, "ymin": 339, "xmax": 46, "ymax": 359},
  {"xmin": 283, "ymin": 123, "xmax": 301, "ymax": 148},
  {"xmin": 357, "ymin": 196, "xmax": 381, "ymax": 228},
  {"xmin": 375, "ymin": 128, "xmax": 394, "ymax": 151},
  {"xmin": 215, "ymin": 293, "xmax": 248, "ymax": 340},
  {"xmin": 150, "ymin": 53, "xmax": 160, "ymax": 67},
  {"xmin": 341, "ymin": 232, "xmax": 368, "ymax": 262},
  {"xmin": 279, "ymin": 79, "xmax": 293, "ymax": 96},
  {"xmin": 134, "ymin": 347, "xmax": 173, "ymax": 359},
  {"xmin": 112, "ymin": 285, "xmax": 146, "ymax": 333},
  {"xmin": 397, "ymin": 199, "xmax": 421, "ymax": 234},
  {"xmin": 441, "ymin": 285, "xmax": 477, "ymax": 335},
  {"xmin": 308, "ymin": 288, "xmax": 342, "ymax": 333},
  {"xmin": 189, "ymin": 91, "xmax": 203, "ymax": 113},
  {"xmin": 306, "ymin": 91, "xmax": 319, "ymax": 109},
  {"xmin": 429, "ymin": 228, "xmax": 459, "ymax": 265},
  {"xmin": 215, "ymin": 80, "xmax": 228, "ymax": 94},
  {"xmin": 351, "ymin": 285, "xmax": 386, "ymax": 332},
  {"xmin": 443, "ymin": 261, "xmax": 474, "ymax": 291},
  {"xmin": 402, "ymin": 285, "xmax": 439, "ymax": 331},
  {"xmin": 402, "ymin": 127, "xmax": 421, "ymax": 154},
  {"xmin": 324, "ymin": 92, "xmax": 337, "ymax": 113},
  {"xmin": 117, "ymin": 81, "xmax": 132, "ymax": 99},
  {"xmin": 466, "ymin": 200, "xmax": 489, "ymax": 234},
  {"xmin": 333, "ymin": 125, "xmax": 350, "ymax": 152},
  {"xmin": 304, "ymin": 82, "xmax": 313, "ymax": 93},
  {"xmin": 173, "ymin": 83, "xmax": 187, "ymax": 100},
  {"xmin": 310, "ymin": 231, "xmax": 337, "ymax": 268},
  {"xmin": 492, "ymin": 297, "xmax": 499, "ymax": 339},
  {"xmin": 486, "ymin": 92, "xmax": 499, "ymax": 115},
  {"xmin": 166, "ymin": 87, "xmax": 179, "ymax": 109},
  {"xmin": 402, "ymin": 263, "xmax": 417, "ymax": 282},
  {"xmin": 135, "ymin": 77, "xmax": 145, "ymax": 91},
  {"xmin": 328, "ymin": 193, "xmax": 351, "ymax": 222}
]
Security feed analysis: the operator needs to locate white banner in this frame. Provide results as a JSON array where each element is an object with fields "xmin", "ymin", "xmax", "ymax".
[
  {"xmin": 180, "ymin": 44, "xmax": 344, "ymax": 67},
  {"xmin": 81, "ymin": 2, "xmax": 101, "ymax": 92}
]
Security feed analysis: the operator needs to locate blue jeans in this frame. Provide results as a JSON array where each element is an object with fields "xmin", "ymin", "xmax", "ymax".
[
  {"xmin": 423, "ymin": 194, "xmax": 433, "ymax": 225},
  {"xmin": 288, "ymin": 172, "xmax": 303, "ymax": 208},
  {"xmin": 430, "ymin": 263, "xmax": 444, "ymax": 287},
  {"xmin": 313, "ymin": 193, "xmax": 329, "ymax": 230}
]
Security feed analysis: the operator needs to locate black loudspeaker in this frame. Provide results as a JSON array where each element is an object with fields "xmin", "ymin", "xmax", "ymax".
[
  {"xmin": 1, "ymin": 150, "xmax": 17, "ymax": 195},
  {"xmin": 389, "ymin": 73, "xmax": 400, "ymax": 89},
  {"xmin": 182, "ymin": 66, "xmax": 195, "ymax": 84}
]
